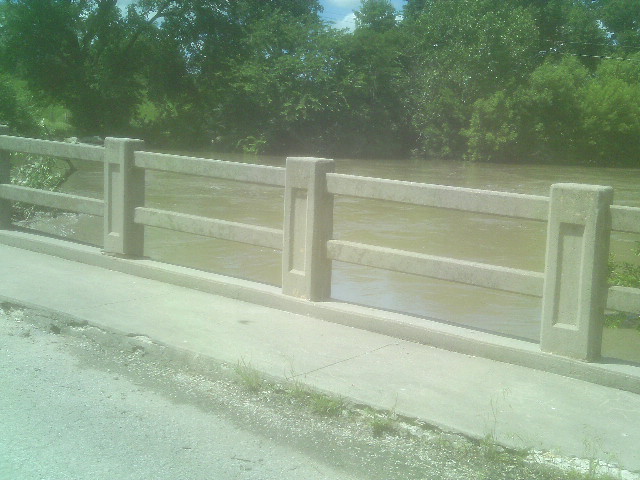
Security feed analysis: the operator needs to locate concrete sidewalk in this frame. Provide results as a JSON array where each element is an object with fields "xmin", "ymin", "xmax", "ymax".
[{"xmin": 2, "ymin": 242, "xmax": 640, "ymax": 472}]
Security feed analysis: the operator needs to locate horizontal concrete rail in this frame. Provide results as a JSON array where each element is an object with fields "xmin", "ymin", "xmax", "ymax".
[
  {"xmin": 134, "ymin": 151, "xmax": 286, "ymax": 187},
  {"xmin": 611, "ymin": 205, "xmax": 640, "ymax": 234},
  {"xmin": 326, "ymin": 173, "xmax": 549, "ymax": 221},
  {"xmin": 0, "ymin": 135, "xmax": 104, "ymax": 163},
  {"xmin": 607, "ymin": 286, "xmax": 640, "ymax": 313},
  {"xmin": 327, "ymin": 239, "xmax": 544, "ymax": 297},
  {"xmin": 0, "ymin": 184, "xmax": 103, "ymax": 216},
  {"xmin": 134, "ymin": 207, "xmax": 283, "ymax": 250}
]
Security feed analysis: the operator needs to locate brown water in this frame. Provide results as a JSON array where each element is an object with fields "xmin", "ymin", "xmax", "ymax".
[{"xmin": 27, "ymin": 154, "xmax": 640, "ymax": 359}]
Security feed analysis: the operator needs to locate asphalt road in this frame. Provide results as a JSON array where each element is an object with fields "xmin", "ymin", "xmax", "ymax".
[
  {"xmin": 2, "ymin": 306, "xmax": 634, "ymax": 480},
  {"xmin": 0, "ymin": 308, "xmax": 361, "ymax": 480}
]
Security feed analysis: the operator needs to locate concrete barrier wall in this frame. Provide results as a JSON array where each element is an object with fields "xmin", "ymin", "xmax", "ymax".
[{"xmin": 1, "ymin": 132, "xmax": 639, "ymax": 362}]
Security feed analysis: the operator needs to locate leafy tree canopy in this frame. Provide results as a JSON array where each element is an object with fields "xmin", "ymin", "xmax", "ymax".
[{"xmin": 1, "ymin": 0, "xmax": 638, "ymax": 166}]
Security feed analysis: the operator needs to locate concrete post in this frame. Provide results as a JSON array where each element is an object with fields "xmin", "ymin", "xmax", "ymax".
[
  {"xmin": 540, "ymin": 183, "xmax": 613, "ymax": 361},
  {"xmin": 103, "ymin": 137, "xmax": 145, "ymax": 257},
  {"xmin": 282, "ymin": 157, "xmax": 334, "ymax": 301},
  {"xmin": 0, "ymin": 125, "xmax": 11, "ymax": 229}
]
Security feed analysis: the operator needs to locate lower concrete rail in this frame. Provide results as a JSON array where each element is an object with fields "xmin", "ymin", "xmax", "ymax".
[{"xmin": 326, "ymin": 239, "xmax": 544, "ymax": 297}]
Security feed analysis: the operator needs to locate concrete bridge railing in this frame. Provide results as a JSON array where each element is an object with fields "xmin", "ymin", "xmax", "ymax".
[{"xmin": 1, "ymin": 132, "xmax": 639, "ymax": 363}]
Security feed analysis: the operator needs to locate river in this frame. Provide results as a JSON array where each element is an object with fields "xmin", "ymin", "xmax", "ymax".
[{"xmin": 25, "ymin": 153, "xmax": 640, "ymax": 362}]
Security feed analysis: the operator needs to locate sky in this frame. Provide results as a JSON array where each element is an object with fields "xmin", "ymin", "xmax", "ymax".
[
  {"xmin": 320, "ymin": 0, "xmax": 405, "ymax": 30},
  {"xmin": 116, "ymin": 0, "xmax": 406, "ymax": 32}
]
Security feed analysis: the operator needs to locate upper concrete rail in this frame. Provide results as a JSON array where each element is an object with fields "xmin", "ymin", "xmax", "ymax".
[
  {"xmin": 134, "ymin": 151, "xmax": 286, "ymax": 187},
  {"xmin": 326, "ymin": 173, "xmax": 550, "ymax": 221},
  {"xmin": 0, "ymin": 134, "xmax": 104, "ymax": 163}
]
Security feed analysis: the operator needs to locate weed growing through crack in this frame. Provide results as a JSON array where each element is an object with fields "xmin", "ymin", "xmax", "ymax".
[
  {"xmin": 233, "ymin": 359, "xmax": 265, "ymax": 393},
  {"xmin": 308, "ymin": 391, "xmax": 344, "ymax": 417},
  {"xmin": 280, "ymin": 377, "xmax": 345, "ymax": 417},
  {"xmin": 361, "ymin": 406, "xmax": 399, "ymax": 437},
  {"xmin": 370, "ymin": 414, "xmax": 398, "ymax": 437}
]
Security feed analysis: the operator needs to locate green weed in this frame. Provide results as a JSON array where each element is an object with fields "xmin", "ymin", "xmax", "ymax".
[
  {"xmin": 307, "ymin": 391, "xmax": 345, "ymax": 417},
  {"xmin": 370, "ymin": 414, "xmax": 398, "ymax": 437},
  {"xmin": 233, "ymin": 359, "xmax": 265, "ymax": 393}
]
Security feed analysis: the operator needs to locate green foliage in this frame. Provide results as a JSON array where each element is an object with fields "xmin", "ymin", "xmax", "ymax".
[
  {"xmin": 604, "ymin": 311, "xmax": 640, "ymax": 331},
  {"xmin": 0, "ymin": 75, "xmax": 41, "ymax": 136},
  {"xmin": 579, "ymin": 57, "xmax": 640, "ymax": 166},
  {"xmin": 237, "ymin": 135, "xmax": 267, "ymax": 155},
  {"xmin": 283, "ymin": 379, "xmax": 345, "ymax": 417},
  {"xmin": 608, "ymin": 242, "xmax": 640, "ymax": 289},
  {"xmin": 466, "ymin": 57, "xmax": 589, "ymax": 163},
  {"xmin": 0, "ymin": 74, "xmax": 73, "ymax": 139},
  {"xmin": 369, "ymin": 412, "xmax": 398, "ymax": 436},
  {"xmin": 9, "ymin": 154, "xmax": 76, "ymax": 221},
  {"xmin": 308, "ymin": 392, "xmax": 345, "ymax": 417},
  {"xmin": 234, "ymin": 359, "xmax": 266, "ymax": 393},
  {"xmin": 2, "ymin": 0, "xmax": 640, "ymax": 164},
  {"xmin": 220, "ymin": 8, "xmax": 338, "ymax": 154},
  {"xmin": 331, "ymin": 15, "xmax": 411, "ymax": 157},
  {"xmin": 406, "ymin": 0, "xmax": 540, "ymax": 158},
  {"xmin": 466, "ymin": 53, "xmax": 640, "ymax": 166},
  {"xmin": 1, "ymin": 0, "xmax": 184, "ymax": 136},
  {"xmin": 599, "ymin": 0, "xmax": 640, "ymax": 47},
  {"xmin": 354, "ymin": 0, "xmax": 397, "ymax": 32},
  {"xmin": 607, "ymin": 242, "xmax": 640, "ymax": 329}
]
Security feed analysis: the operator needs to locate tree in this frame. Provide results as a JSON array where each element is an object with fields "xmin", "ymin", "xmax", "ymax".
[
  {"xmin": 1, "ymin": 0, "xmax": 180, "ymax": 136},
  {"xmin": 578, "ymin": 54, "xmax": 640, "ymax": 166},
  {"xmin": 354, "ymin": 0, "xmax": 397, "ymax": 32},
  {"xmin": 402, "ymin": 0, "xmax": 428, "ymax": 21},
  {"xmin": 325, "ymin": 0, "xmax": 413, "ymax": 158},
  {"xmin": 599, "ymin": 0, "xmax": 640, "ymax": 47},
  {"xmin": 0, "ymin": 75, "xmax": 42, "ymax": 136},
  {"xmin": 465, "ymin": 57, "xmax": 590, "ymax": 163},
  {"xmin": 404, "ymin": 0, "xmax": 540, "ymax": 158},
  {"xmin": 220, "ymin": 9, "xmax": 341, "ymax": 154}
]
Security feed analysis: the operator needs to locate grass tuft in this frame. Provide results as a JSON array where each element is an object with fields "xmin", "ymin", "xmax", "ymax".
[{"xmin": 233, "ymin": 359, "xmax": 265, "ymax": 393}]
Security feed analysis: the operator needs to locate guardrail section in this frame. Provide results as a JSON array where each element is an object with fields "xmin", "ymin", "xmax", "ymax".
[
  {"xmin": 0, "ymin": 133, "xmax": 105, "ymax": 228},
  {"xmin": 324, "ymin": 173, "xmax": 547, "ymax": 299},
  {"xmin": 1, "ymin": 132, "xmax": 639, "ymax": 364},
  {"xmin": 125, "ymin": 149, "xmax": 285, "ymax": 254}
]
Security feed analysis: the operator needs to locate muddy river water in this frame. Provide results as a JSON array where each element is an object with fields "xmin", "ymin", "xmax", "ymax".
[{"xmin": 30, "ymin": 153, "xmax": 640, "ymax": 361}]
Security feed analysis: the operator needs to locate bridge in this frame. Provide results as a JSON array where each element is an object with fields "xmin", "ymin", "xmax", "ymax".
[{"xmin": 1, "ymin": 129, "xmax": 640, "ymax": 471}]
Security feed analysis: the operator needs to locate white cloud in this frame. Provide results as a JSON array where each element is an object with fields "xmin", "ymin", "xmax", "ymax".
[
  {"xmin": 325, "ymin": 0, "xmax": 360, "ymax": 8},
  {"xmin": 334, "ymin": 12, "xmax": 356, "ymax": 31}
]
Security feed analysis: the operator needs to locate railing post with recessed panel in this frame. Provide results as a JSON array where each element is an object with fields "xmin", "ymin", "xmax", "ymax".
[
  {"xmin": 282, "ymin": 157, "xmax": 334, "ymax": 301},
  {"xmin": 540, "ymin": 183, "xmax": 613, "ymax": 361},
  {"xmin": 103, "ymin": 137, "xmax": 145, "ymax": 257}
]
